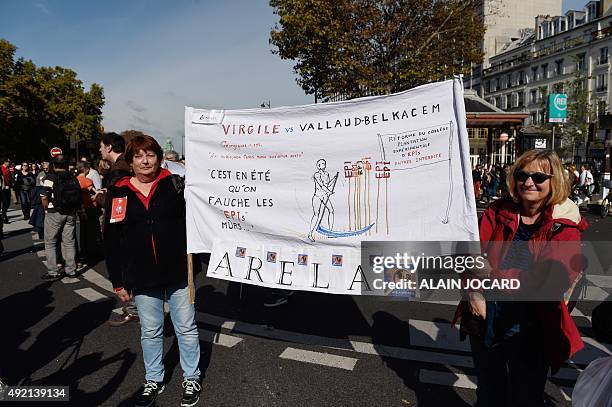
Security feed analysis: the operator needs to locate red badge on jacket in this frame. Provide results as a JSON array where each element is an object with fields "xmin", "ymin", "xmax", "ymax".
[{"xmin": 110, "ymin": 197, "xmax": 127, "ymax": 223}]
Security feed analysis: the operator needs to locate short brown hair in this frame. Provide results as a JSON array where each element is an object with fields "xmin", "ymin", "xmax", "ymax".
[
  {"xmin": 507, "ymin": 150, "xmax": 570, "ymax": 206},
  {"xmin": 125, "ymin": 135, "xmax": 163, "ymax": 164}
]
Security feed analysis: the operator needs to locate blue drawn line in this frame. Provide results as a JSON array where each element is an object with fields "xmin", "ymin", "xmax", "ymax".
[{"xmin": 316, "ymin": 223, "xmax": 375, "ymax": 238}]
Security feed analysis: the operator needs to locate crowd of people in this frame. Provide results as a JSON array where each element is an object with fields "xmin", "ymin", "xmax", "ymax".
[
  {"xmin": 472, "ymin": 161, "xmax": 600, "ymax": 207},
  {"xmin": 0, "ymin": 136, "xmax": 597, "ymax": 406},
  {"xmin": 472, "ymin": 163, "xmax": 510, "ymax": 204}
]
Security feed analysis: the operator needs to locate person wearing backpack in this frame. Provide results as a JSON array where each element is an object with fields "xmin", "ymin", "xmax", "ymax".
[
  {"xmin": 40, "ymin": 155, "xmax": 82, "ymax": 280},
  {"xmin": 15, "ymin": 162, "xmax": 35, "ymax": 220}
]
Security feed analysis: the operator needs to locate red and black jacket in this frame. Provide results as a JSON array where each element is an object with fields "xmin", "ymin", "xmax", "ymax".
[{"xmin": 104, "ymin": 169, "xmax": 187, "ymax": 292}]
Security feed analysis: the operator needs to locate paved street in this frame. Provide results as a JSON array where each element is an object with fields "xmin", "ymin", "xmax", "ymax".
[{"xmin": 1, "ymin": 205, "xmax": 611, "ymax": 406}]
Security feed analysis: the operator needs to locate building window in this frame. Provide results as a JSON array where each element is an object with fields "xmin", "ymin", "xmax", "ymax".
[
  {"xmin": 530, "ymin": 89, "xmax": 537, "ymax": 104},
  {"xmin": 598, "ymin": 100, "xmax": 607, "ymax": 115},
  {"xmin": 596, "ymin": 74, "xmax": 608, "ymax": 91},
  {"xmin": 518, "ymin": 71, "xmax": 525, "ymax": 85},
  {"xmin": 600, "ymin": 47, "xmax": 608, "ymax": 64},
  {"xmin": 542, "ymin": 63, "xmax": 549, "ymax": 79},
  {"xmin": 530, "ymin": 112, "xmax": 537, "ymax": 124},
  {"xmin": 555, "ymin": 59, "xmax": 564, "ymax": 75},
  {"xmin": 506, "ymin": 74, "xmax": 511, "ymax": 88},
  {"xmin": 518, "ymin": 91, "xmax": 524, "ymax": 107},
  {"xmin": 532, "ymin": 66, "xmax": 538, "ymax": 82},
  {"xmin": 576, "ymin": 53, "xmax": 586, "ymax": 71}
]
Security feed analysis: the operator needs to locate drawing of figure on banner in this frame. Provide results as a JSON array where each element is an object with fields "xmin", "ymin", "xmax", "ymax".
[{"xmin": 308, "ymin": 159, "xmax": 337, "ymax": 241}]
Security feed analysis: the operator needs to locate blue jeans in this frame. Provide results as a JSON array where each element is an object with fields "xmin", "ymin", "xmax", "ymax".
[{"xmin": 134, "ymin": 282, "xmax": 200, "ymax": 382}]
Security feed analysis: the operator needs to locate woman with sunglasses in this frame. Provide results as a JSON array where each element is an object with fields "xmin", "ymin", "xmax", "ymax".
[{"xmin": 461, "ymin": 150, "xmax": 587, "ymax": 406}]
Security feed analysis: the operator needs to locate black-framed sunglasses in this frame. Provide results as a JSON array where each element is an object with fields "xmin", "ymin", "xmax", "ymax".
[{"xmin": 514, "ymin": 170, "xmax": 553, "ymax": 184}]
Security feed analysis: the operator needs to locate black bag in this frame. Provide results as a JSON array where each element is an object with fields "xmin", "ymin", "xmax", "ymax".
[
  {"xmin": 592, "ymin": 300, "xmax": 612, "ymax": 343},
  {"xmin": 52, "ymin": 172, "xmax": 82, "ymax": 212}
]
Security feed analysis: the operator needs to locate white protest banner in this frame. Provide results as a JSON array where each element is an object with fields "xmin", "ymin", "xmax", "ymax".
[{"xmin": 185, "ymin": 78, "xmax": 478, "ymax": 295}]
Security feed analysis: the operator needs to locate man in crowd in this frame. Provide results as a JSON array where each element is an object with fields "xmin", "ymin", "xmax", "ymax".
[
  {"xmin": 95, "ymin": 132, "xmax": 139, "ymax": 326},
  {"xmin": 36, "ymin": 162, "xmax": 50, "ymax": 186},
  {"xmin": 76, "ymin": 162, "xmax": 101, "ymax": 264},
  {"xmin": 578, "ymin": 164, "xmax": 595, "ymax": 200},
  {"xmin": 96, "ymin": 132, "xmax": 130, "ymax": 200},
  {"xmin": 472, "ymin": 164, "xmax": 482, "ymax": 202},
  {"xmin": 40, "ymin": 156, "xmax": 82, "ymax": 280},
  {"xmin": 162, "ymin": 150, "xmax": 186, "ymax": 176},
  {"xmin": 15, "ymin": 162, "xmax": 35, "ymax": 220}
]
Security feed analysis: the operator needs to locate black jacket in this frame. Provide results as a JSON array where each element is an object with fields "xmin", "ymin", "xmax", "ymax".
[{"xmin": 104, "ymin": 169, "xmax": 187, "ymax": 291}]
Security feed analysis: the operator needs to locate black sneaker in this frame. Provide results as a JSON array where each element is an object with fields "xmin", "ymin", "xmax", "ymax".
[
  {"xmin": 41, "ymin": 272, "xmax": 64, "ymax": 281},
  {"xmin": 181, "ymin": 378, "xmax": 201, "ymax": 407},
  {"xmin": 135, "ymin": 380, "xmax": 164, "ymax": 407}
]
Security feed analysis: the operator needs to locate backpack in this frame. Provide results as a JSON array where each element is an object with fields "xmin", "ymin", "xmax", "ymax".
[
  {"xmin": 170, "ymin": 174, "xmax": 185, "ymax": 196},
  {"xmin": 52, "ymin": 172, "xmax": 82, "ymax": 212}
]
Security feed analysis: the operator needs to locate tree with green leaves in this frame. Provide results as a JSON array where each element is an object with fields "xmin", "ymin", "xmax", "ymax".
[
  {"xmin": 0, "ymin": 39, "xmax": 105, "ymax": 160},
  {"xmin": 560, "ymin": 68, "xmax": 595, "ymax": 160},
  {"xmin": 269, "ymin": 0, "xmax": 486, "ymax": 102}
]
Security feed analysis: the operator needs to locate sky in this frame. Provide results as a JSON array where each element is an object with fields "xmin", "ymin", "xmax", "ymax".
[{"xmin": 0, "ymin": 0, "xmax": 596, "ymax": 154}]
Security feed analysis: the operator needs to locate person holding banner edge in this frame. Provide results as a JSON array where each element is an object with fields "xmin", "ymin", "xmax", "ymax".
[
  {"xmin": 456, "ymin": 150, "xmax": 587, "ymax": 406},
  {"xmin": 104, "ymin": 135, "xmax": 201, "ymax": 407}
]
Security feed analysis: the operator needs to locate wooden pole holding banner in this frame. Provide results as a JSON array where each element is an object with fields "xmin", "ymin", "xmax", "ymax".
[{"xmin": 187, "ymin": 253, "xmax": 195, "ymax": 304}]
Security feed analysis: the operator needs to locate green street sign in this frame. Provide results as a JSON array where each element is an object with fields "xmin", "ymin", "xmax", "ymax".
[{"xmin": 548, "ymin": 93, "xmax": 567, "ymax": 123}]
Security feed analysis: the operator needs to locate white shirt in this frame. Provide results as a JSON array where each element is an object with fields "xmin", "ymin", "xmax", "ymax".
[
  {"xmin": 86, "ymin": 168, "xmax": 102, "ymax": 190},
  {"xmin": 162, "ymin": 160, "xmax": 186, "ymax": 177}
]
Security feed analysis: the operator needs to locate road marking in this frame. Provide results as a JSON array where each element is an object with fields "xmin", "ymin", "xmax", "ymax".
[
  {"xmin": 421, "ymin": 300, "xmax": 460, "ymax": 306},
  {"xmin": 418, "ymin": 369, "xmax": 477, "ymax": 389},
  {"xmin": 196, "ymin": 311, "xmax": 474, "ymax": 368},
  {"xmin": 74, "ymin": 288, "xmax": 109, "ymax": 303},
  {"xmin": 408, "ymin": 319, "xmax": 470, "ymax": 352},
  {"xmin": 61, "ymin": 277, "xmax": 80, "ymax": 284},
  {"xmin": 198, "ymin": 328, "xmax": 243, "ymax": 348},
  {"xmin": 82, "ymin": 269, "xmax": 114, "ymax": 293},
  {"xmin": 571, "ymin": 307, "xmax": 592, "ymax": 322},
  {"xmin": 571, "ymin": 336, "xmax": 612, "ymax": 365},
  {"xmin": 279, "ymin": 347, "xmax": 358, "ymax": 370},
  {"xmin": 587, "ymin": 274, "xmax": 612, "ymax": 288},
  {"xmin": 59, "ymin": 268, "xmax": 608, "ymax": 382},
  {"xmin": 583, "ymin": 285, "xmax": 610, "ymax": 301},
  {"xmin": 345, "ymin": 340, "xmax": 473, "ymax": 367}
]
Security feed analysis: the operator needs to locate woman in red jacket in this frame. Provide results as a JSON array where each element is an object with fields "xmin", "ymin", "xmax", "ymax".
[{"xmin": 464, "ymin": 150, "xmax": 587, "ymax": 406}]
